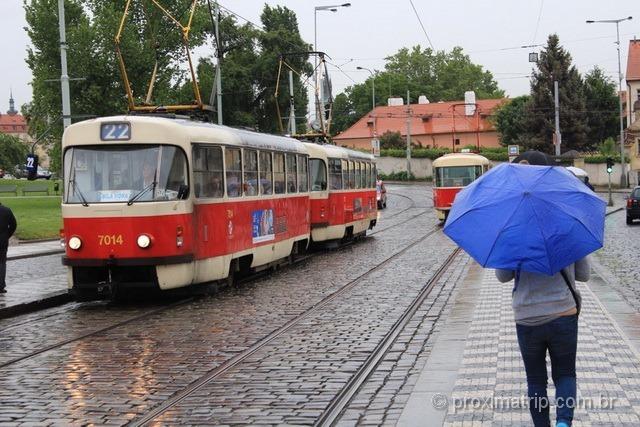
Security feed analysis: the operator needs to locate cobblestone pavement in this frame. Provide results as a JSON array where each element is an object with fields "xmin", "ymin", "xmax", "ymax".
[
  {"xmin": 0, "ymin": 187, "xmax": 444, "ymax": 425},
  {"xmin": 0, "ymin": 254, "xmax": 67, "ymax": 311},
  {"xmin": 150, "ymin": 223, "xmax": 458, "ymax": 425},
  {"xmin": 333, "ymin": 254, "xmax": 473, "ymax": 426},
  {"xmin": 593, "ymin": 191, "xmax": 640, "ymax": 313},
  {"xmin": 441, "ymin": 269, "xmax": 640, "ymax": 426}
]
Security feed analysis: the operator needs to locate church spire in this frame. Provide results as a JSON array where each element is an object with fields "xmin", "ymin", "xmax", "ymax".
[{"xmin": 7, "ymin": 89, "xmax": 17, "ymax": 116}]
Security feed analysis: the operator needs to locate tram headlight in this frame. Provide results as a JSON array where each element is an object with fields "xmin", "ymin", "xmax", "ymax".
[
  {"xmin": 137, "ymin": 234, "xmax": 152, "ymax": 249},
  {"xmin": 68, "ymin": 236, "xmax": 82, "ymax": 251}
]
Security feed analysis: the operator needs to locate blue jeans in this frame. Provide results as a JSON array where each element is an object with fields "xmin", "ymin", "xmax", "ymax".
[{"xmin": 515, "ymin": 314, "xmax": 578, "ymax": 427}]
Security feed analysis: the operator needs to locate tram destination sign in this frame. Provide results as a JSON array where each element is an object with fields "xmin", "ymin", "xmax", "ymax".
[{"xmin": 100, "ymin": 122, "xmax": 131, "ymax": 141}]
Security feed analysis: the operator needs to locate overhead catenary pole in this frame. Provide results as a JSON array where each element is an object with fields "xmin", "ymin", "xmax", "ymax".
[
  {"xmin": 214, "ymin": 0, "xmax": 222, "ymax": 125},
  {"xmin": 554, "ymin": 80, "xmax": 561, "ymax": 157},
  {"xmin": 288, "ymin": 70, "xmax": 296, "ymax": 135},
  {"xmin": 586, "ymin": 16, "xmax": 632, "ymax": 187},
  {"xmin": 57, "ymin": 0, "xmax": 71, "ymax": 129},
  {"xmin": 406, "ymin": 90, "xmax": 412, "ymax": 177}
]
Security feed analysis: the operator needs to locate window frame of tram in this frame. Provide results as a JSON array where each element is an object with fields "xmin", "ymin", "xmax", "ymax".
[
  {"xmin": 309, "ymin": 158, "xmax": 327, "ymax": 191},
  {"xmin": 354, "ymin": 161, "xmax": 361, "ymax": 189},
  {"xmin": 435, "ymin": 165, "xmax": 483, "ymax": 187},
  {"xmin": 328, "ymin": 158, "xmax": 342, "ymax": 190},
  {"xmin": 225, "ymin": 147, "xmax": 243, "ymax": 198},
  {"xmin": 193, "ymin": 145, "xmax": 224, "ymax": 199},
  {"xmin": 273, "ymin": 152, "xmax": 286, "ymax": 195},
  {"xmin": 243, "ymin": 149, "xmax": 258, "ymax": 197},
  {"xmin": 259, "ymin": 151, "xmax": 273, "ymax": 195},
  {"xmin": 297, "ymin": 154, "xmax": 309, "ymax": 193},
  {"xmin": 285, "ymin": 153, "xmax": 297, "ymax": 193}
]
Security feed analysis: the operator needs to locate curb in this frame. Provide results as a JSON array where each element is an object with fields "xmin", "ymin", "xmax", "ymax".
[
  {"xmin": 7, "ymin": 249, "xmax": 65, "ymax": 261},
  {"xmin": 605, "ymin": 207, "xmax": 624, "ymax": 216},
  {"xmin": 0, "ymin": 291, "xmax": 72, "ymax": 320}
]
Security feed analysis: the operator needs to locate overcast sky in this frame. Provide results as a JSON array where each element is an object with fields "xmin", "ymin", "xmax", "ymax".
[{"xmin": 2, "ymin": 0, "xmax": 639, "ymax": 114}]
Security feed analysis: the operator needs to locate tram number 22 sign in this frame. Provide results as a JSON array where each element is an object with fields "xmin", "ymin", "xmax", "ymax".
[
  {"xmin": 100, "ymin": 123, "xmax": 131, "ymax": 141},
  {"xmin": 98, "ymin": 234, "xmax": 124, "ymax": 246}
]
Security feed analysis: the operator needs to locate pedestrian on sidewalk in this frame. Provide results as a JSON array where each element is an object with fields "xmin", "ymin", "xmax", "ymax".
[
  {"xmin": 583, "ymin": 176, "xmax": 595, "ymax": 192},
  {"xmin": 0, "ymin": 203, "xmax": 17, "ymax": 293},
  {"xmin": 497, "ymin": 153, "xmax": 588, "ymax": 427},
  {"xmin": 496, "ymin": 260, "xmax": 588, "ymax": 427}
]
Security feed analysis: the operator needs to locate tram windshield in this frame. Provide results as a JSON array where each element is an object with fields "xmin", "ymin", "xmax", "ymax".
[
  {"xmin": 63, "ymin": 145, "xmax": 188, "ymax": 204},
  {"xmin": 435, "ymin": 166, "xmax": 483, "ymax": 188}
]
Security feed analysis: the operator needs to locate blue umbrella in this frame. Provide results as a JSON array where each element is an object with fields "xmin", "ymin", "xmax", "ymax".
[{"xmin": 443, "ymin": 163, "xmax": 606, "ymax": 275}]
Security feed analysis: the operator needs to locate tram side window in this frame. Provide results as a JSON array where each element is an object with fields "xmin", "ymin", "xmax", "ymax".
[
  {"xmin": 225, "ymin": 148, "xmax": 242, "ymax": 197},
  {"xmin": 372, "ymin": 165, "xmax": 377, "ymax": 187},
  {"xmin": 364, "ymin": 163, "xmax": 370, "ymax": 188},
  {"xmin": 259, "ymin": 151, "xmax": 273, "ymax": 195},
  {"xmin": 341, "ymin": 160, "xmax": 349, "ymax": 189},
  {"xmin": 328, "ymin": 159, "xmax": 342, "ymax": 190},
  {"xmin": 354, "ymin": 162, "xmax": 361, "ymax": 189},
  {"xmin": 310, "ymin": 159, "xmax": 327, "ymax": 191},
  {"xmin": 349, "ymin": 161, "xmax": 356, "ymax": 189},
  {"xmin": 297, "ymin": 155, "xmax": 308, "ymax": 192},
  {"xmin": 193, "ymin": 145, "xmax": 224, "ymax": 198},
  {"xmin": 273, "ymin": 153, "xmax": 285, "ymax": 194},
  {"xmin": 243, "ymin": 149, "xmax": 258, "ymax": 196},
  {"xmin": 286, "ymin": 153, "xmax": 297, "ymax": 193}
]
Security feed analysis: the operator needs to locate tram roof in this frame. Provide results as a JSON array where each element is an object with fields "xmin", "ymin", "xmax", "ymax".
[
  {"xmin": 303, "ymin": 142, "xmax": 375, "ymax": 161},
  {"xmin": 63, "ymin": 115, "xmax": 308, "ymax": 154},
  {"xmin": 432, "ymin": 152, "xmax": 490, "ymax": 167}
]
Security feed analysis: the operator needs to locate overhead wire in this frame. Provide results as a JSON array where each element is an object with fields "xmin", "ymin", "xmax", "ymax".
[
  {"xmin": 531, "ymin": 0, "xmax": 544, "ymax": 45},
  {"xmin": 408, "ymin": 0, "xmax": 435, "ymax": 50}
]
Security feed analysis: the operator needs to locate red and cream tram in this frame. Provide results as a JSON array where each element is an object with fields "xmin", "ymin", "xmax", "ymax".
[
  {"xmin": 432, "ymin": 153, "xmax": 490, "ymax": 221},
  {"xmin": 60, "ymin": 115, "xmax": 377, "ymax": 298},
  {"xmin": 304, "ymin": 143, "xmax": 377, "ymax": 244}
]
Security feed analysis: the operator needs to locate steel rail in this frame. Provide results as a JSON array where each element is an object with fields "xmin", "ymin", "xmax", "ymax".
[
  {"xmin": 126, "ymin": 225, "xmax": 444, "ymax": 426},
  {"xmin": 314, "ymin": 247, "xmax": 461, "ymax": 426}
]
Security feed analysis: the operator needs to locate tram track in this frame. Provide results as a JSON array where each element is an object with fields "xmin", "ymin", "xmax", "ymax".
[
  {"xmin": 0, "ymin": 192, "xmax": 431, "ymax": 370},
  {"xmin": 126, "ymin": 224, "xmax": 446, "ymax": 426},
  {"xmin": 315, "ymin": 247, "xmax": 462, "ymax": 426}
]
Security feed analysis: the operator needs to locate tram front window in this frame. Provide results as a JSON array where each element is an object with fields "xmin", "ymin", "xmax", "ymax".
[
  {"xmin": 435, "ymin": 166, "xmax": 483, "ymax": 187},
  {"xmin": 63, "ymin": 145, "xmax": 188, "ymax": 204}
]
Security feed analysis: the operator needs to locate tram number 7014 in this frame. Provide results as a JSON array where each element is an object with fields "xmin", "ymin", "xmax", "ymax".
[{"xmin": 98, "ymin": 234, "xmax": 124, "ymax": 246}]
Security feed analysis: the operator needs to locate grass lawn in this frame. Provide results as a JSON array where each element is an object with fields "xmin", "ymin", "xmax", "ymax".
[{"xmin": 0, "ymin": 196, "xmax": 62, "ymax": 240}]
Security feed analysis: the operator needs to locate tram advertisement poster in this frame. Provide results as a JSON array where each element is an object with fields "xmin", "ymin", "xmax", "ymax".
[{"xmin": 252, "ymin": 209, "xmax": 275, "ymax": 243}]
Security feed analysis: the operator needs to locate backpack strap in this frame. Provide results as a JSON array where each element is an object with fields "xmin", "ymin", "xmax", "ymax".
[{"xmin": 560, "ymin": 268, "xmax": 581, "ymax": 316}]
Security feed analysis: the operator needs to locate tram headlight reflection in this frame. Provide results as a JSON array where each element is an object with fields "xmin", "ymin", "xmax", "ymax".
[
  {"xmin": 68, "ymin": 236, "xmax": 82, "ymax": 250},
  {"xmin": 137, "ymin": 234, "xmax": 152, "ymax": 249}
]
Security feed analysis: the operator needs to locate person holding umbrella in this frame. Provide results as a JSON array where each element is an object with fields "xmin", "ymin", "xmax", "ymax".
[{"xmin": 444, "ymin": 153, "xmax": 606, "ymax": 427}]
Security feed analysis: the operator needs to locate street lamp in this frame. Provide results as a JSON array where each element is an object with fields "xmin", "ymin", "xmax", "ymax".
[
  {"xmin": 314, "ymin": 3, "xmax": 351, "ymax": 127},
  {"xmin": 586, "ymin": 16, "xmax": 633, "ymax": 187},
  {"xmin": 356, "ymin": 66, "xmax": 375, "ymax": 111}
]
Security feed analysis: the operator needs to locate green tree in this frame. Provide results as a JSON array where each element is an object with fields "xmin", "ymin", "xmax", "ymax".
[
  {"xmin": 599, "ymin": 136, "xmax": 617, "ymax": 157},
  {"xmin": 0, "ymin": 134, "xmax": 29, "ymax": 172},
  {"xmin": 331, "ymin": 45, "xmax": 505, "ymax": 135},
  {"xmin": 492, "ymin": 96, "xmax": 530, "ymax": 146},
  {"xmin": 379, "ymin": 130, "xmax": 405, "ymax": 149},
  {"xmin": 523, "ymin": 34, "xmax": 589, "ymax": 152},
  {"xmin": 584, "ymin": 67, "xmax": 618, "ymax": 147}
]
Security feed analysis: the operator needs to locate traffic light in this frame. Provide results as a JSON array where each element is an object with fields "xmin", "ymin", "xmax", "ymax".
[{"xmin": 606, "ymin": 157, "xmax": 614, "ymax": 174}]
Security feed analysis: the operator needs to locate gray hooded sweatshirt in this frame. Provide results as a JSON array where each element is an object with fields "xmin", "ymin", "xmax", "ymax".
[{"xmin": 495, "ymin": 257, "xmax": 590, "ymax": 325}]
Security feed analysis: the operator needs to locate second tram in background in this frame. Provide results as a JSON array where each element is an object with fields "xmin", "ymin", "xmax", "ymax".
[{"xmin": 432, "ymin": 153, "xmax": 491, "ymax": 221}]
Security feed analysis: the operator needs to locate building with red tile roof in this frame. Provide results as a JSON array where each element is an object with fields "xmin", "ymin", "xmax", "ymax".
[
  {"xmin": 332, "ymin": 98, "xmax": 506, "ymax": 151},
  {"xmin": 0, "ymin": 91, "xmax": 29, "ymax": 141},
  {"xmin": 626, "ymin": 39, "xmax": 640, "ymax": 127}
]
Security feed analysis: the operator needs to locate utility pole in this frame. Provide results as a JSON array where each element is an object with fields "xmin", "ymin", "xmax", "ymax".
[
  {"xmin": 214, "ymin": 0, "xmax": 222, "ymax": 125},
  {"xmin": 586, "ymin": 16, "xmax": 633, "ymax": 187},
  {"xmin": 288, "ymin": 70, "xmax": 296, "ymax": 135},
  {"xmin": 554, "ymin": 80, "xmax": 561, "ymax": 156},
  {"xmin": 406, "ymin": 90, "xmax": 412, "ymax": 177},
  {"xmin": 57, "ymin": 0, "xmax": 71, "ymax": 129}
]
